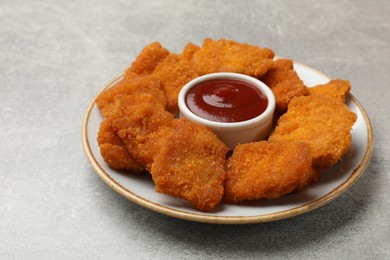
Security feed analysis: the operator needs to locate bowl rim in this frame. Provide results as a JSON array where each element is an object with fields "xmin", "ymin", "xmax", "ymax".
[{"xmin": 178, "ymin": 72, "xmax": 276, "ymax": 129}]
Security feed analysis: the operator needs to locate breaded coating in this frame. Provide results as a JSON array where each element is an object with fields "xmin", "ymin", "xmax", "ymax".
[
  {"xmin": 309, "ymin": 79, "xmax": 351, "ymax": 103},
  {"xmin": 190, "ymin": 38, "xmax": 275, "ymax": 77},
  {"xmin": 94, "ymin": 39, "xmax": 359, "ymax": 211},
  {"xmin": 95, "ymin": 75, "xmax": 167, "ymax": 117},
  {"xmin": 108, "ymin": 95, "xmax": 175, "ymax": 171},
  {"xmin": 261, "ymin": 59, "xmax": 308, "ymax": 112},
  {"xmin": 152, "ymin": 54, "xmax": 199, "ymax": 114},
  {"xmin": 224, "ymin": 141, "xmax": 318, "ymax": 203},
  {"xmin": 97, "ymin": 118, "xmax": 144, "ymax": 172},
  {"xmin": 181, "ymin": 42, "xmax": 200, "ymax": 61},
  {"xmin": 268, "ymin": 95, "xmax": 357, "ymax": 168},
  {"xmin": 125, "ymin": 42, "xmax": 170, "ymax": 77},
  {"xmin": 123, "ymin": 71, "xmax": 138, "ymax": 80},
  {"xmin": 151, "ymin": 119, "xmax": 229, "ymax": 212}
]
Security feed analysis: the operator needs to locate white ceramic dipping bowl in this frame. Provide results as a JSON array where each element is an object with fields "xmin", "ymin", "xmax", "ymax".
[{"xmin": 178, "ymin": 72, "xmax": 276, "ymax": 150}]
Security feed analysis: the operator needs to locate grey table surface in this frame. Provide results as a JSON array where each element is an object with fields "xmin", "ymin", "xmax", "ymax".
[{"xmin": 1, "ymin": 0, "xmax": 389, "ymax": 259}]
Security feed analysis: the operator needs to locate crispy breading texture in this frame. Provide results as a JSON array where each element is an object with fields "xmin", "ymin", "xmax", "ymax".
[
  {"xmin": 97, "ymin": 118, "xmax": 144, "ymax": 172},
  {"xmin": 225, "ymin": 141, "xmax": 318, "ymax": 203},
  {"xmin": 108, "ymin": 94, "xmax": 175, "ymax": 171},
  {"xmin": 268, "ymin": 95, "xmax": 357, "ymax": 168},
  {"xmin": 181, "ymin": 42, "xmax": 200, "ymax": 61},
  {"xmin": 96, "ymin": 75, "xmax": 166, "ymax": 117},
  {"xmin": 261, "ymin": 58, "xmax": 308, "ymax": 112},
  {"xmin": 152, "ymin": 54, "xmax": 199, "ymax": 114},
  {"xmin": 190, "ymin": 38, "xmax": 275, "ymax": 77},
  {"xmin": 309, "ymin": 79, "xmax": 351, "ymax": 103},
  {"xmin": 125, "ymin": 42, "xmax": 170, "ymax": 77},
  {"xmin": 95, "ymin": 39, "xmax": 358, "ymax": 211},
  {"xmin": 151, "ymin": 118, "xmax": 229, "ymax": 212}
]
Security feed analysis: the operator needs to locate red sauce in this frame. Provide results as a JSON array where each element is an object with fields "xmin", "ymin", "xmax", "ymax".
[{"xmin": 185, "ymin": 79, "xmax": 268, "ymax": 123}]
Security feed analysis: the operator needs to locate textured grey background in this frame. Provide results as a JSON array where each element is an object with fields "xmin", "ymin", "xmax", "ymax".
[{"xmin": 1, "ymin": 0, "xmax": 389, "ymax": 259}]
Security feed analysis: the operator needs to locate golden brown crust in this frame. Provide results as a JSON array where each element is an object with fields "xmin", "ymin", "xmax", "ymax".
[
  {"xmin": 268, "ymin": 95, "xmax": 357, "ymax": 168},
  {"xmin": 225, "ymin": 141, "xmax": 318, "ymax": 203},
  {"xmin": 261, "ymin": 58, "xmax": 308, "ymax": 112},
  {"xmin": 96, "ymin": 75, "xmax": 166, "ymax": 117},
  {"xmin": 181, "ymin": 42, "xmax": 200, "ymax": 61},
  {"xmin": 152, "ymin": 54, "xmax": 199, "ymax": 114},
  {"xmin": 309, "ymin": 79, "xmax": 351, "ymax": 103},
  {"xmin": 107, "ymin": 94, "xmax": 175, "ymax": 171},
  {"xmin": 125, "ymin": 42, "xmax": 170, "ymax": 77},
  {"xmin": 190, "ymin": 38, "xmax": 275, "ymax": 77},
  {"xmin": 151, "ymin": 119, "xmax": 228, "ymax": 212},
  {"xmin": 97, "ymin": 118, "xmax": 144, "ymax": 172}
]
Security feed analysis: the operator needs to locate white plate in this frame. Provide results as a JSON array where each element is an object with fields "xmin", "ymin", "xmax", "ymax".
[{"xmin": 82, "ymin": 62, "xmax": 373, "ymax": 224}]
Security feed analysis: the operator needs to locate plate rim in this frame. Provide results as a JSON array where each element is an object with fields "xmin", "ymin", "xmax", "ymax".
[{"xmin": 82, "ymin": 62, "xmax": 373, "ymax": 224}]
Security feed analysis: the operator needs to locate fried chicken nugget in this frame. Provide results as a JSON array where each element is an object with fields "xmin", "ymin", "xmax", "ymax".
[
  {"xmin": 268, "ymin": 95, "xmax": 357, "ymax": 168},
  {"xmin": 95, "ymin": 75, "xmax": 167, "ymax": 117},
  {"xmin": 308, "ymin": 79, "xmax": 351, "ymax": 103},
  {"xmin": 108, "ymin": 94, "xmax": 175, "ymax": 171},
  {"xmin": 181, "ymin": 42, "xmax": 200, "ymax": 61},
  {"xmin": 224, "ymin": 141, "xmax": 318, "ymax": 203},
  {"xmin": 124, "ymin": 42, "xmax": 170, "ymax": 77},
  {"xmin": 190, "ymin": 38, "xmax": 275, "ymax": 77},
  {"xmin": 152, "ymin": 54, "xmax": 199, "ymax": 114},
  {"xmin": 151, "ymin": 118, "xmax": 229, "ymax": 212},
  {"xmin": 261, "ymin": 58, "xmax": 308, "ymax": 112},
  {"xmin": 97, "ymin": 117, "xmax": 144, "ymax": 172}
]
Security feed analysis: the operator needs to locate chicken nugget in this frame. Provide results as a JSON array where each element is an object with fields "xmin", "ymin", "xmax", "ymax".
[
  {"xmin": 308, "ymin": 79, "xmax": 351, "ymax": 103},
  {"xmin": 224, "ymin": 141, "xmax": 317, "ymax": 203},
  {"xmin": 151, "ymin": 118, "xmax": 229, "ymax": 212},
  {"xmin": 108, "ymin": 94, "xmax": 175, "ymax": 171},
  {"xmin": 131, "ymin": 126, "xmax": 174, "ymax": 172},
  {"xmin": 268, "ymin": 95, "xmax": 357, "ymax": 168},
  {"xmin": 152, "ymin": 54, "xmax": 199, "ymax": 114},
  {"xmin": 97, "ymin": 118, "xmax": 144, "ymax": 172},
  {"xmin": 181, "ymin": 42, "xmax": 200, "ymax": 61},
  {"xmin": 124, "ymin": 42, "xmax": 170, "ymax": 77},
  {"xmin": 96, "ymin": 75, "xmax": 166, "ymax": 117},
  {"xmin": 261, "ymin": 58, "xmax": 308, "ymax": 112},
  {"xmin": 190, "ymin": 38, "xmax": 275, "ymax": 77}
]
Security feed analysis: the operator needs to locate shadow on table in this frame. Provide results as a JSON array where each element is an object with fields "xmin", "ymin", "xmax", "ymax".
[{"xmin": 90, "ymin": 147, "xmax": 379, "ymax": 256}]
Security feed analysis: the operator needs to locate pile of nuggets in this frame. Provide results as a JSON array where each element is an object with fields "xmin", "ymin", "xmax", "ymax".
[{"xmin": 96, "ymin": 39, "xmax": 357, "ymax": 212}]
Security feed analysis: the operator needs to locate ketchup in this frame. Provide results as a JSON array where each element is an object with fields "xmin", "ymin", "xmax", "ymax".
[{"xmin": 185, "ymin": 79, "xmax": 268, "ymax": 123}]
